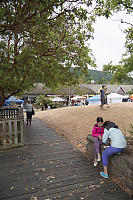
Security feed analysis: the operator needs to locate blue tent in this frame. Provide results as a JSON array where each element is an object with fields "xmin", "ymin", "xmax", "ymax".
[
  {"xmin": 15, "ymin": 99, "xmax": 24, "ymax": 104},
  {"xmin": 86, "ymin": 94, "xmax": 100, "ymax": 102},
  {"xmin": 5, "ymin": 96, "xmax": 16, "ymax": 104},
  {"xmin": 4, "ymin": 96, "xmax": 24, "ymax": 105}
]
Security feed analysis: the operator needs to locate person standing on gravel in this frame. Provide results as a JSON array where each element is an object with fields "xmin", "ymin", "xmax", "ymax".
[
  {"xmin": 104, "ymin": 87, "xmax": 109, "ymax": 108},
  {"xmin": 100, "ymin": 85, "xmax": 106, "ymax": 109}
]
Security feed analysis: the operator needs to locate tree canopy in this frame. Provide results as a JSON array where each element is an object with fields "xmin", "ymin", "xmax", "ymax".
[
  {"xmin": 103, "ymin": 26, "xmax": 133, "ymax": 84},
  {"xmin": 0, "ymin": 0, "xmax": 132, "ymax": 107},
  {"xmin": 102, "ymin": 1, "xmax": 133, "ymax": 84}
]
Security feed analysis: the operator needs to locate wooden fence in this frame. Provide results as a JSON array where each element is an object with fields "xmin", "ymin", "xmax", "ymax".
[{"xmin": 0, "ymin": 108, "xmax": 24, "ymax": 150}]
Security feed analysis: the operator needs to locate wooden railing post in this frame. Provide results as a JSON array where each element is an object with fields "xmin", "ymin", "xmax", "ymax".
[{"xmin": 0, "ymin": 108, "xmax": 24, "ymax": 150}]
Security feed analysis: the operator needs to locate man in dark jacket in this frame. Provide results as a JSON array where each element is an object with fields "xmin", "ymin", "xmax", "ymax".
[{"xmin": 100, "ymin": 85, "xmax": 106, "ymax": 109}]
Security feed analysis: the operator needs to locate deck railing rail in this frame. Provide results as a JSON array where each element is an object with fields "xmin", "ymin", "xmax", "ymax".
[{"xmin": 0, "ymin": 108, "xmax": 24, "ymax": 150}]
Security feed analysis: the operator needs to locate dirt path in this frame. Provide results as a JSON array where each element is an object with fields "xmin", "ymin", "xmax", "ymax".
[{"xmin": 35, "ymin": 102, "xmax": 133, "ymax": 153}]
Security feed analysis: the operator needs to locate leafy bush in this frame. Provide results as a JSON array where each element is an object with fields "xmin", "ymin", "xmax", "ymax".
[
  {"xmin": 50, "ymin": 102, "xmax": 63, "ymax": 109},
  {"xmin": 126, "ymin": 123, "xmax": 133, "ymax": 136},
  {"xmin": 35, "ymin": 95, "xmax": 53, "ymax": 107},
  {"xmin": 35, "ymin": 95, "xmax": 64, "ymax": 109}
]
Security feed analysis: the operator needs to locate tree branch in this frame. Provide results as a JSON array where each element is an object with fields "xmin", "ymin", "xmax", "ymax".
[
  {"xmin": 121, "ymin": 2, "xmax": 133, "ymax": 10},
  {"xmin": 8, "ymin": 33, "xmax": 12, "ymax": 62}
]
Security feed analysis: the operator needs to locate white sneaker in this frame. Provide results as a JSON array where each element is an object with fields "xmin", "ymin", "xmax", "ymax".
[
  {"xmin": 97, "ymin": 157, "xmax": 101, "ymax": 162},
  {"xmin": 104, "ymin": 145, "xmax": 109, "ymax": 149},
  {"xmin": 97, "ymin": 154, "xmax": 101, "ymax": 161},
  {"xmin": 94, "ymin": 161, "xmax": 98, "ymax": 167}
]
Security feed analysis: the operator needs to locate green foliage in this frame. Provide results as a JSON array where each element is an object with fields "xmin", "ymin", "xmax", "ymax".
[
  {"xmin": 35, "ymin": 95, "xmax": 53, "ymax": 107},
  {"xmin": 0, "ymin": 0, "xmax": 97, "ymax": 106},
  {"xmin": 50, "ymin": 102, "xmax": 64, "ymax": 109},
  {"xmin": 126, "ymin": 123, "xmax": 133, "ymax": 136},
  {"xmin": 103, "ymin": 25, "xmax": 133, "ymax": 84},
  {"xmin": 103, "ymin": 62, "xmax": 133, "ymax": 84},
  {"xmin": 35, "ymin": 95, "xmax": 63, "ymax": 109},
  {"xmin": 121, "ymin": 27, "xmax": 133, "ymax": 74},
  {"xmin": 94, "ymin": 0, "xmax": 133, "ymax": 19},
  {"xmin": 0, "ymin": 0, "xmax": 132, "ymax": 107},
  {"xmin": 127, "ymin": 89, "xmax": 133, "ymax": 95},
  {"xmin": 100, "ymin": 1, "xmax": 133, "ymax": 84},
  {"xmin": 81, "ymin": 69, "xmax": 112, "ymax": 84}
]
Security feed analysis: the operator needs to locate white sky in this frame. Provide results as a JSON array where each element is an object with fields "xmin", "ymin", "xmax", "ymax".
[{"xmin": 89, "ymin": 11, "xmax": 133, "ymax": 71}]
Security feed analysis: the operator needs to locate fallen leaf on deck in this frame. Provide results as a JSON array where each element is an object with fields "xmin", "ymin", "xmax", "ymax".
[
  {"xmin": 37, "ymin": 168, "xmax": 46, "ymax": 172},
  {"xmin": 42, "ymin": 188, "xmax": 47, "ymax": 191},
  {"xmin": 46, "ymin": 175, "xmax": 55, "ymax": 180},
  {"xmin": 31, "ymin": 196, "xmax": 38, "ymax": 200}
]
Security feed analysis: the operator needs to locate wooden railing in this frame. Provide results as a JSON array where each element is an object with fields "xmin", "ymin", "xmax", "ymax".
[
  {"xmin": 0, "ymin": 108, "xmax": 24, "ymax": 150},
  {"xmin": 0, "ymin": 108, "xmax": 23, "ymax": 118}
]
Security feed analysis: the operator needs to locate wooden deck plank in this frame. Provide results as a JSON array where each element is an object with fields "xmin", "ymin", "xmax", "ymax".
[
  {"xmin": 0, "ymin": 118, "xmax": 130, "ymax": 200},
  {"xmin": 1, "ymin": 182, "xmax": 127, "ymax": 200},
  {"xmin": 0, "ymin": 177, "xmax": 118, "ymax": 199}
]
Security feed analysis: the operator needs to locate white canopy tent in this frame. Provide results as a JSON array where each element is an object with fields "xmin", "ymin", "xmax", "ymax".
[
  {"xmin": 71, "ymin": 96, "xmax": 86, "ymax": 101},
  {"xmin": 51, "ymin": 97, "xmax": 66, "ymax": 102},
  {"xmin": 107, "ymin": 93, "xmax": 129, "ymax": 103},
  {"xmin": 86, "ymin": 93, "xmax": 129, "ymax": 105}
]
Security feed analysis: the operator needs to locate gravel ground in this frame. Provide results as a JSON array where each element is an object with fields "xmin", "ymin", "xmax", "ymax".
[{"xmin": 35, "ymin": 102, "xmax": 133, "ymax": 153}]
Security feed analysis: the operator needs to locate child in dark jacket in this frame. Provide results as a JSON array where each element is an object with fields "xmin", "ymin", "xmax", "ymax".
[{"xmin": 92, "ymin": 117, "xmax": 104, "ymax": 166}]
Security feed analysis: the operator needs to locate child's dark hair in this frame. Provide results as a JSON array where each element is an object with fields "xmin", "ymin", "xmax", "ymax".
[
  {"xmin": 103, "ymin": 121, "xmax": 118, "ymax": 129},
  {"xmin": 97, "ymin": 117, "xmax": 103, "ymax": 123},
  {"xmin": 103, "ymin": 121, "xmax": 111, "ymax": 128}
]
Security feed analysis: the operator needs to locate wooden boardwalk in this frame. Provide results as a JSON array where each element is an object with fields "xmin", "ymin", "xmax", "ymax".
[{"xmin": 0, "ymin": 117, "xmax": 130, "ymax": 200}]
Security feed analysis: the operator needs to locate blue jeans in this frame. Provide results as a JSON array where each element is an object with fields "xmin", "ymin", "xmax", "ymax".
[{"xmin": 102, "ymin": 146, "xmax": 125, "ymax": 166}]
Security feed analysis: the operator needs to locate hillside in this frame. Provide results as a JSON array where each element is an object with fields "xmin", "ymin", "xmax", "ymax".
[
  {"xmin": 82, "ymin": 69, "xmax": 133, "ymax": 84},
  {"xmin": 82, "ymin": 69, "xmax": 112, "ymax": 84},
  {"xmin": 89, "ymin": 69, "xmax": 112, "ymax": 82}
]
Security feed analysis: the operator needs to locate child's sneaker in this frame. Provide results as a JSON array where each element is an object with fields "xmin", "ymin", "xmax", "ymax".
[
  {"xmin": 100, "ymin": 171, "xmax": 109, "ymax": 178},
  {"xmin": 97, "ymin": 158, "xmax": 101, "ymax": 161},
  {"xmin": 104, "ymin": 145, "xmax": 109, "ymax": 149},
  {"xmin": 97, "ymin": 154, "xmax": 101, "ymax": 161},
  {"xmin": 94, "ymin": 161, "xmax": 98, "ymax": 167}
]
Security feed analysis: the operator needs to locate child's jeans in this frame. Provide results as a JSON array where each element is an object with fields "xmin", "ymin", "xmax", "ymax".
[
  {"xmin": 93, "ymin": 137, "xmax": 102, "ymax": 158},
  {"xmin": 102, "ymin": 146, "xmax": 125, "ymax": 166}
]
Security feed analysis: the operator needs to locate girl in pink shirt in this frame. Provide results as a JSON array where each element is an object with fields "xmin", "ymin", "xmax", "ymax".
[{"xmin": 92, "ymin": 117, "xmax": 104, "ymax": 166}]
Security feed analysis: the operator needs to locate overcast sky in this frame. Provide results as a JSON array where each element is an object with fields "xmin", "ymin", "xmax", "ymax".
[{"xmin": 89, "ymin": 11, "xmax": 133, "ymax": 71}]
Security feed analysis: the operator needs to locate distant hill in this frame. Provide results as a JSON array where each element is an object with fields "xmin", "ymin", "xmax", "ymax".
[
  {"xmin": 82, "ymin": 69, "xmax": 112, "ymax": 84},
  {"xmin": 84, "ymin": 69, "xmax": 133, "ymax": 85}
]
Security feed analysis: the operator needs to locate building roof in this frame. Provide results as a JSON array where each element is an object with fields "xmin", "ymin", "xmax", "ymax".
[
  {"xmin": 24, "ymin": 83, "xmax": 96, "ymax": 96},
  {"xmin": 81, "ymin": 84, "xmax": 133, "ymax": 94},
  {"xmin": 24, "ymin": 83, "xmax": 52, "ymax": 95},
  {"xmin": 24, "ymin": 83, "xmax": 133, "ymax": 96}
]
